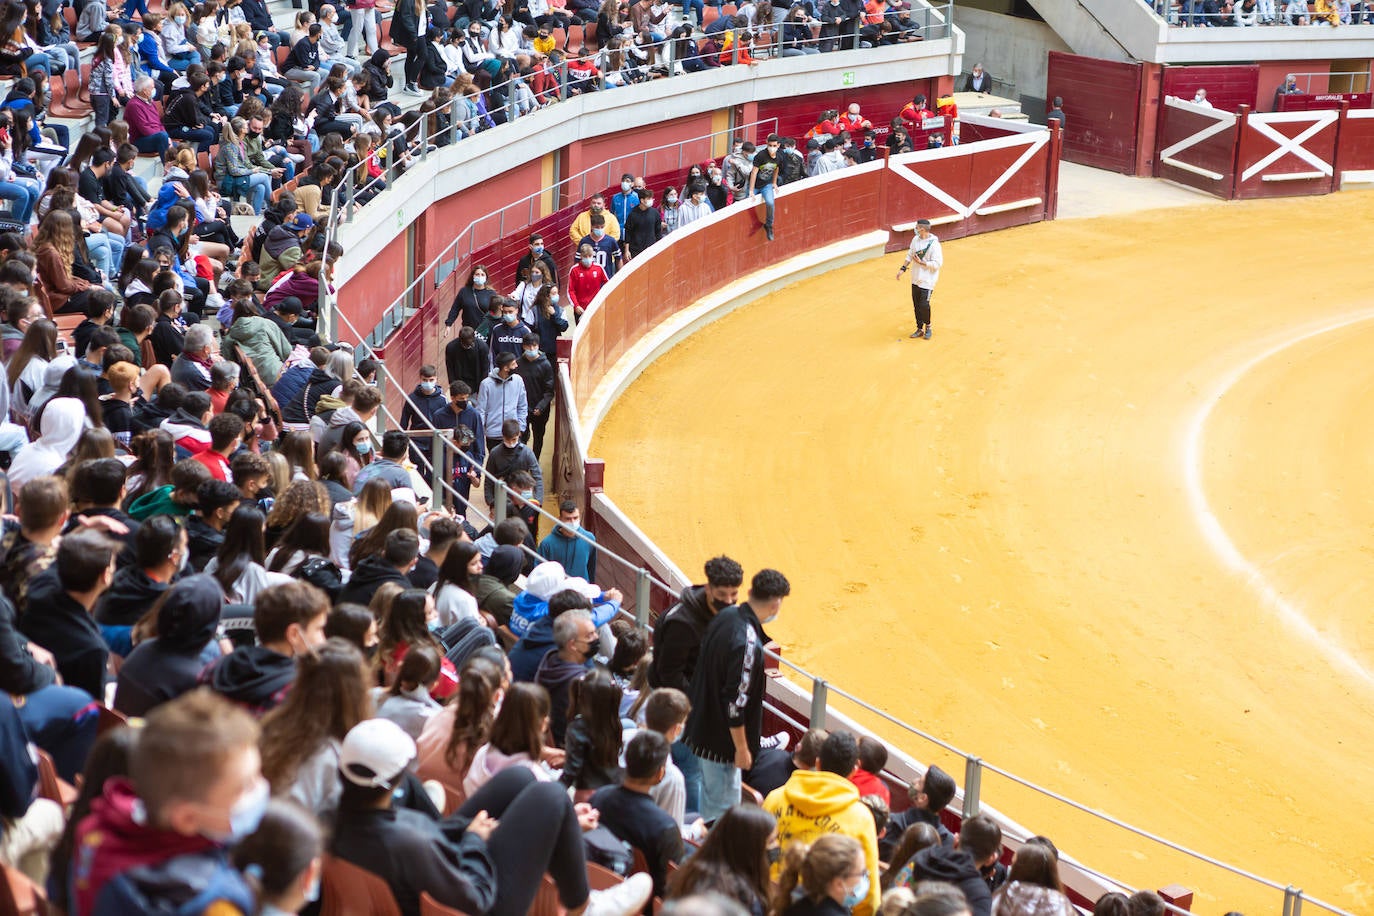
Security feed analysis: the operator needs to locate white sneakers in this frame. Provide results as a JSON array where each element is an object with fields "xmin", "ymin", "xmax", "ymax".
[
  {"xmin": 585, "ymin": 872, "xmax": 654, "ymax": 916},
  {"xmin": 760, "ymin": 732, "xmax": 790, "ymax": 752}
]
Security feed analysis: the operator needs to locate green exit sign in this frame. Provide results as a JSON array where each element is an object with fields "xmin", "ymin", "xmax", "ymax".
[{"xmin": 842, "ymin": 71, "xmax": 855, "ymax": 86}]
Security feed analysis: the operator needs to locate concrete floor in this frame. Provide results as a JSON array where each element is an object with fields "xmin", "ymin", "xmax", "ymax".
[{"xmin": 1055, "ymin": 160, "xmax": 1218, "ymax": 220}]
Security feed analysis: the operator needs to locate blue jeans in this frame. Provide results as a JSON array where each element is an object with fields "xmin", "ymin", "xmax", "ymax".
[
  {"xmin": 247, "ymin": 171, "xmax": 272, "ymax": 213},
  {"xmin": 133, "ymin": 131, "xmax": 171, "ymax": 155},
  {"xmin": 168, "ymin": 125, "xmax": 215, "ymax": 153},
  {"xmin": 86, "ymin": 232, "xmax": 115, "ymax": 279},
  {"xmin": 23, "ymin": 51, "xmax": 49, "ymax": 75},
  {"xmin": 671, "ymin": 738, "xmax": 701, "ymax": 814},
  {"xmin": 0, "ymin": 179, "xmax": 39, "ymax": 223},
  {"xmin": 17, "ymin": 685, "xmax": 99, "ymax": 782},
  {"xmin": 681, "ymin": 0, "xmax": 704, "ymax": 20},
  {"xmin": 695, "ymin": 755, "xmax": 741, "ymax": 823},
  {"xmin": 752, "ymin": 180, "xmax": 776, "ymax": 228}
]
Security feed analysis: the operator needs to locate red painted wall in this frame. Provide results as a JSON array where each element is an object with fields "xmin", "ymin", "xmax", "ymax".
[
  {"xmin": 1046, "ymin": 51, "xmax": 1145, "ymax": 175},
  {"xmin": 338, "ymin": 232, "xmax": 409, "ymax": 346},
  {"xmin": 1161, "ymin": 64, "xmax": 1259, "ymax": 114},
  {"xmin": 757, "ymin": 81, "xmax": 937, "ymax": 143},
  {"xmin": 1256, "ymin": 60, "xmax": 1347, "ymax": 112}
]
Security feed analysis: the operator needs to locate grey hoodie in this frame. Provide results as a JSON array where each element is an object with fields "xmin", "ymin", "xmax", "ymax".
[{"xmin": 315, "ymin": 404, "xmax": 362, "ymax": 454}]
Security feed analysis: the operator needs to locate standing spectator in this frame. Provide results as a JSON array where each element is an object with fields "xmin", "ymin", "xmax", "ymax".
[
  {"xmin": 964, "ymin": 62, "xmax": 992, "ymax": 92},
  {"xmin": 537, "ymin": 501, "xmax": 597, "ymax": 582},
  {"xmin": 568, "ymin": 193, "xmax": 621, "ymax": 244},
  {"xmin": 516, "ymin": 233, "xmax": 558, "ymax": 287},
  {"xmin": 677, "ymin": 182, "xmax": 713, "ymax": 229},
  {"xmin": 896, "ymin": 217, "xmax": 942, "ymax": 340},
  {"xmin": 610, "ymin": 172, "xmax": 639, "ymax": 232},
  {"xmin": 722, "ymin": 140, "xmax": 752, "ymax": 201},
  {"xmin": 578, "ymin": 213, "xmax": 622, "ymax": 280},
  {"xmin": 487, "ymin": 298, "xmax": 533, "ymax": 367},
  {"xmin": 445, "ymin": 264, "xmax": 497, "ymax": 330},
  {"xmin": 763, "ymin": 730, "xmax": 881, "ymax": 916},
  {"xmin": 446, "ymin": 325, "xmax": 490, "ymax": 392},
  {"xmin": 683, "ymin": 568, "xmax": 790, "ymax": 822},
  {"xmin": 400, "ymin": 363, "xmax": 447, "ymax": 431},
  {"xmin": 567, "ymin": 242, "xmax": 609, "ymax": 319},
  {"xmin": 623, "ymin": 187, "xmax": 662, "ymax": 260},
  {"xmin": 748, "ymin": 133, "xmax": 781, "ymax": 241},
  {"xmin": 1046, "ymin": 96, "xmax": 1065, "ymax": 127},
  {"xmin": 392, "ymin": 0, "xmax": 428, "ymax": 95},
  {"xmin": 514, "ymin": 333, "xmax": 555, "ymax": 456},
  {"xmin": 473, "ymin": 352, "xmax": 528, "ymax": 449},
  {"xmin": 482, "ymin": 416, "xmax": 543, "ymax": 508}
]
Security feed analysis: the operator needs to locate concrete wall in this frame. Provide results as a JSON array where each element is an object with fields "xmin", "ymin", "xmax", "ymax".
[{"xmin": 956, "ymin": 4, "xmax": 1071, "ymax": 97}]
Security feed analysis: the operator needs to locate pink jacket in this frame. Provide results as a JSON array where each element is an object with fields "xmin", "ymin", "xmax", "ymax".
[{"xmin": 124, "ymin": 96, "xmax": 164, "ymax": 140}]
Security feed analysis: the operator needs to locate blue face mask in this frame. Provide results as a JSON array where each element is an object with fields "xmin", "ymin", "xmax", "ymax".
[
  {"xmin": 305, "ymin": 872, "xmax": 321, "ymax": 903},
  {"xmin": 842, "ymin": 872, "xmax": 870, "ymax": 911},
  {"xmin": 419, "ymin": 381, "xmax": 436, "ymax": 393},
  {"xmin": 204, "ymin": 778, "xmax": 269, "ymax": 843},
  {"xmin": 355, "ymin": 440, "xmax": 372, "ymax": 454}
]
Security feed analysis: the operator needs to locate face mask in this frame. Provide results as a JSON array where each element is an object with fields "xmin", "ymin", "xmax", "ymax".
[
  {"xmin": 503, "ymin": 313, "xmax": 519, "ymax": 324},
  {"xmin": 523, "ymin": 349, "xmax": 539, "ymax": 360},
  {"xmin": 581, "ymin": 643, "xmax": 598, "ymax": 662},
  {"xmin": 355, "ymin": 440, "xmax": 372, "ymax": 454},
  {"xmin": 420, "ymin": 382, "xmax": 436, "ymax": 393},
  {"xmin": 453, "ymin": 400, "xmax": 468, "ymax": 411},
  {"xmin": 842, "ymin": 873, "xmax": 870, "ymax": 910},
  {"xmin": 520, "ymin": 489, "xmax": 534, "ymax": 500},
  {"xmin": 473, "ymin": 274, "xmax": 486, "ymax": 286},
  {"xmin": 204, "ymin": 778, "xmax": 269, "ymax": 843},
  {"xmin": 175, "ymin": 14, "xmax": 186, "ymax": 22},
  {"xmin": 532, "ymin": 244, "xmax": 544, "ymax": 254},
  {"xmin": 592, "ymin": 228, "xmax": 605, "ymax": 238},
  {"xmin": 767, "ymin": 847, "xmax": 781, "ymax": 865},
  {"xmin": 579, "ymin": 256, "xmax": 592, "ymax": 267},
  {"xmin": 305, "ymin": 873, "xmax": 321, "ymax": 904},
  {"xmin": 665, "ymin": 194, "xmax": 676, "ymax": 203},
  {"xmin": 621, "ymin": 181, "xmax": 631, "ymax": 191},
  {"xmin": 530, "ymin": 276, "xmax": 544, "ymax": 286}
]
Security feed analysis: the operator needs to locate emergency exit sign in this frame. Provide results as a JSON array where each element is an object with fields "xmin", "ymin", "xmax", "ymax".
[{"xmin": 842, "ymin": 71, "xmax": 855, "ymax": 86}]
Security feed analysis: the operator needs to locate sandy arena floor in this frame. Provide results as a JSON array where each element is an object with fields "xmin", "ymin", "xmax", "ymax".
[{"xmin": 592, "ymin": 190, "xmax": 1374, "ymax": 914}]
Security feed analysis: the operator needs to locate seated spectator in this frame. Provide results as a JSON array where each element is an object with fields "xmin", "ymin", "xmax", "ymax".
[
  {"xmin": 592, "ymin": 730, "xmax": 685, "ymax": 897},
  {"xmin": 990, "ymin": 844, "xmax": 1074, "ymax": 916},
  {"xmin": 538, "ymin": 501, "xmax": 598, "ymax": 582},
  {"xmin": 201, "ymin": 579, "xmax": 329, "ymax": 714},
  {"xmin": 352, "ymin": 427, "xmax": 413, "ymax": 493},
  {"xmin": 257, "ymin": 212, "xmax": 313, "ymax": 289},
  {"xmin": 634, "ymin": 688, "xmax": 694, "ymax": 827},
  {"xmin": 124, "ymin": 78, "xmax": 172, "ymax": 155},
  {"xmin": 112, "ymin": 572, "xmax": 223, "ymax": 717},
  {"xmin": 536, "ymin": 606, "xmax": 598, "ymax": 745},
  {"xmin": 17, "ymin": 527, "xmax": 120, "ymax": 703},
  {"xmin": 128, "ymin": 451, "xmax": 210, "ymax": 520},
  {"xmin": 95, "ymin": 515, "xmax": 183, "ymax": 656},
  {"xmin": 905, "ymin": 815, "xmax": 1003, "ymax": 916},
  {"xmin": 230, "ymin": 798, "xmax": 326, "ymax": 916},
  {"xmin": 463, "ymin": 680, "xmax": 555, "ymax": 795},
  {"xmin": 375, "ymin": 644, "xmax": 443, "ymax": 740},
  {"xmin": 193, "ymin": 413, "xmax": 246, "ymax": 481},
  {"xmin": 851, "ymin": 736, "xmax": 890, "ymax": 804},
  {"xmin": 33, "ymin": 210, "xmax": 92, "ymax": 315},
  {"xmin": 339, "ymin": 527, "xmax": 421, "ymax": 606},
  {"xmin": 882, "ymin": 765, "xmax": 956, "ymax": 859},
  {"xmin": 205, "ymin": 505, "xmax": 294, "ymax": 604},
  {"xmin": 665, "ymin": 804, "xmax": 777, "ymax": 913},
  {"xmin": 416, "ymin": 652, "xmax": 505, "ymax": 792},
  {"xmin": 510, "ymin": 586, "xmax": 592, "ymax": 683},
  {"xmin": 185, "ymin": 478, "xmax": 242, "ymax": 570},
  {"xmin": 266, "ymin": 511, "xmax": 344, "ymax": 601},
  {"xmin": 764, "ymin": 730, "xmax": 880, "ymax": 915},
  {"xmin": 331, "ymin": 716, "xmax": 654, "ymax": 916},
  {"xmin": 222, "ymin": 294, "xmax": 292, "ymax": 383},
  {"xmin": 171, "ymin": 323, "xmax": 217, "ymax": 391},
  {"xmin": 163, "ymin": 71, "xmax": 219, "ymax": 154},
  {"xmin": 260, "ymin": 637, "xmax": 371, "ymax": 816},
  {"xmin": 70, "ymin": 690, "xmax": 263, "ymax": 915},
  {"xmin": 375, "ymin": 586, "xmax": 460, "ymax": 698},
  {"xmin": 748, "ymin": 726, "xmax": 825, "ymax": 798},
  {"xmin": 474, "ymin": 542, "xmax": 524, "ymax": 625},
  {"xmin": 776, "ymin": 834, "xmax": 869, "ymax": 916},
  {"xmin": 7, "ymin": 397, "xmax": 84, "ymax": 498},
  {"xmin": 560, "ymin": 667, "xmax": 623, "ymax": 790}
]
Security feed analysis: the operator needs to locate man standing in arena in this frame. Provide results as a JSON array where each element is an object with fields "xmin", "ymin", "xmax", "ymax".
[{"xmin": 898, "ymin": 218, "xmax": 942, "ymax": 339}]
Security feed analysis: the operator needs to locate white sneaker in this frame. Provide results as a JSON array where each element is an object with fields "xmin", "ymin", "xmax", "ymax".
[
  {"xmin": 585, "ymin": 873, "xmax": 653, "ymax": 916},
  {"xmin": 759, "ymin": 732, "xmax": 790, "ymax": 752}
]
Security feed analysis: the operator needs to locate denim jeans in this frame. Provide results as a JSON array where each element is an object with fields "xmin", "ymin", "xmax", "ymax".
[
  {"xmin": 133, "ymin": 131, "xmax": 171, "ymax": 155},
  {"xmin": 247, "ymin": 171, "xmax": 272, "ymax": 213},
  {"xmin": 16, "ymin": 684, "xmax": 99, "ymax": 782},
  {"xmin": 695, "ymin": 755, "xmax": 740, "ymax": 823},
  {"xmin": 168, "ymin": 125, "xmax": 215, "ymax": 153},
  {"xmin": 753, "ymin": 180, "xmax": 776, "ymax": 228},
  {"xmin": 671, "ymin": 738, "xmax": 701, "ymax": 814},
  {"xmin": 0, "ymin": 179, "xmax": 39, "ymax": 223},
  {"xmin": 85, "ymin": 231, "xmax": 116, "ymax": 279}
]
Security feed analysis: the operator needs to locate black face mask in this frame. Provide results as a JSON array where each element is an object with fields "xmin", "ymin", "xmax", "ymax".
[
  {"xmin": 453, "ymin": 400, "xmax": 468, "ymax": 411},
  {"xmin": 247, "ymin": 130, "xmax": 261, "ymax": 138}
]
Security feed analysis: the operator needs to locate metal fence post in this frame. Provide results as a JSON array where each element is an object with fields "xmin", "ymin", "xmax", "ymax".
[
  {"xmin": 1282, "ymin": 887, "xmax": 1304, "ymax": 916},
  {"xmin": 430, "ymin": 431, "xmax": 445, "ymax": 497},
  {"xmin": 419, "ymin": 115, "xmax": 429, "ymax": 161},
  {"xmin": 962, "ymin": 756, "xmax": 983, "ymax": 820},
  {"xmin": 809, "ymin": 678, "xmax": 828, "ymax": 730},
  {"xmin": 635, "ymin": 568, "xmax": 651, "ymax": 629},
  {"xmin": 344, "ymin": 166, "xmax": 356, "ymax": 223},
  {"xmin": 493, "ymin": 485, "xmax": 507, "ymax": 524},
  {"xmin": 449, "ymin": 97, "xmax": 460, "ymax": 146},
  {"xmin": 558, "ymin": 59, "xmax": 568, "ymax": 102}
]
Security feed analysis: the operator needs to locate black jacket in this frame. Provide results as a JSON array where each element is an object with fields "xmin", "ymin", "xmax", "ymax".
[
  {"xmin": 445, "ymin": 337, "xmax": 489, "ymax": 392},
  {"xmin": 445, "ymin": 285, "xmax": 494, "ymax": 328},
  {"xmin": 95, "ymin": 567, "xmax": 169, "ymax": 627},
  {"xmin": 514, "ymin": 354, "xmax": 554, "ymax": 416},
  {"xmin": 418, "ymin": 40, "xmax": 447, "ymax": 90},
  {"xmin": 683, "ymin": 602, "xmax": 768, "ymax": 763},
  {"xmin": 390, "ymin": 0, "xmax": 423, "ymax": 50},
  {"xmin": 162, "ymin": 87, "xmax": 205, "ymax": 131},
  {"xmin": 647, "ymin": 584, "xmax": 713, "ymax": 692},
  {"xmin": 149, "ymin": 314, "xmax": 185, "ymax": 366},
  {"xmin": 201, "ymin": 645, "xmax": 295, "ymax": 715},
  {"xmin": 331, "ymin": 805, "xmax": 497, "ymax": 916},
  {"xmin": 481, "ymin": 441, "xmax": 543, "ymax": 506},
  {"xmin": 131, "ymin": 394, "xmax": 177, "ymax": 432},
  {"xmin": 509, "ymin": 614, "xmax": 556, "ymax": 683},
  {"xmin": 285, "ymin": 36, "xmax": 321, "ymax": 72},
  {"xmin": 338, "ymin": 556, "xmax": 413, "ymax": 607},
  {"xmin": 113, "ymin": 574, "xmax": 221, "ymax": 717},
  {"xmin": 623, "ymin": 205, "xmax": 662, "ymax": 257},
  {"xmin": 65, "ymin": 507, "xmax": 140, "ymax": 569},
  {"xmin": 239, "ymin": 0, "xmax": 275, "ymax": 31},
  {"xmin": 0, "ymin": 592, "xmax": 56, "ymax": 696},
  {"xmin": 401, "ymin": 385, "xmax": 448, "ymax": 430},
  {"xmin": 909, "ymin": 845, "xmax": 993, "ymax": 916},
  {"xmin": 784, "ymin": 897, "xmax": 848, "ymax": 916},
  {"xmin": 185, "ymin": 515, "xmax": 225, "ymax": 572},
  {"xmin": 362, "ymin": 50, "xmax": 392, "ymax": 104},
  {"xmin": 17, "ymin": 568, "xmax": 107, "ymax": 699},
  {"xmin": 516, "ymin": 251, "xmax": 558, "ymax": 287},
  {"xmin": 882, "ymin": 805, "xmax": 953, "ymax": 859}
]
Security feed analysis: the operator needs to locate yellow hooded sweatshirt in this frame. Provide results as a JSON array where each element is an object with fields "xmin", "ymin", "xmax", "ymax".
[{"xmin": 763, "ymin": 770, "xmax": 881, "ymax": 916}]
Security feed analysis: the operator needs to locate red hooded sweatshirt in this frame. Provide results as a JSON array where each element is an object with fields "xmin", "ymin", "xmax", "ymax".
[{"xmin": 71, "ymin": 778, "xmax": 222, "ymax": 916}]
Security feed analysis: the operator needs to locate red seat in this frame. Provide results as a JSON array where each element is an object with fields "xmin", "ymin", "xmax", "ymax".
[
  {"xmin": 0, "ymin": 864, "xmax": 48, "ymax": 916},
  {"xmin": 420, "ymin": 893, "xmax": 473, "ymax": 916},
  {"xmin": 319, "ymin": 856, "xmax": 402, "ymax": 916},
  {"xmin": 34, "ymin": 748, "xmax": 78, "ymax": 808}
]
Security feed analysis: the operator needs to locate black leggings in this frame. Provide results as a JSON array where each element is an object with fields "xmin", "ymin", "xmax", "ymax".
[
  {"xmin": 404, "ymin": 44, "xmax": 422, "ymax": 84},
  {"xmin": 911, "ymin": 284, "xmax": 932, "ymax": 328},
  {"xmin": 453, "ymin": 768, "xmax": 591, "ymax": 916}
]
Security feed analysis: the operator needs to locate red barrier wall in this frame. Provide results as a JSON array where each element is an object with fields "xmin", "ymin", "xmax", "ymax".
[
  {"xmin": 757, "ymin": 81, "xmax": 939, "ymax": 143},
  {"xmin": 1234, "ymin": 107, "xmax": 1340, "ymax": 199},
  {"xmin": 1046, "ymin": 52, "xmax": 1147, "ymax": 175},
  {"xmin": 1154, "ymin": 101, "xmax": 1238, "ymax": 195},
  {"xmin": 1338, "ymin": 111, "xmax": 1374, "ymax": 174},
  {"xmin": 1161, "ymin": 64, "xmax": 1259, "ymax": 114}
]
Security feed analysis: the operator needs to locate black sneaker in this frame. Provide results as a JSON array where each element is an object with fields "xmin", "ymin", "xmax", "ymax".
[{"xmin": 765, "ymin": 224, "xmax": 774, "ymax": 241}]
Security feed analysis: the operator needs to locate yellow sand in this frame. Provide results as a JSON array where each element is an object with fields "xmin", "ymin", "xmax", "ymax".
[{"xmin": 592, "ymin": 190, "xmax": 1374, "ymax": 914}]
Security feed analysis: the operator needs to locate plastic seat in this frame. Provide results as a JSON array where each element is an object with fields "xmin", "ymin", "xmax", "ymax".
[
  {"xmin": 588, "ymin": 861, "xmax": 624, "ymax": 890},
  {"xmin": 527, "ymin": 874, "xmax": 564, "ymax": 916},
  {"xmin": 319, "ymin": 856, "xmax": 402, "ymax": 916},
  {"xmin": 420, "ymin": 893, "xmax": 473, "ymax": 916},
  {"xmin": 34, "ymin": 749, "xmax": 78, "ymax": 808},
  {"xmin": 0, "ymin": 864, "xmax": 48, "ymax": 916},
  {"xmin": 97, "ymin": 704, "xmax": 130, "ymax": 736}
]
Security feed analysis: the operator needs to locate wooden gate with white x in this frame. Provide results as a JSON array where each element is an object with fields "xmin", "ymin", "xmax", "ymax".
[
  {"xmin": 1155, "ymin": 95, "xmax": 1239, "ymax": 198},
  {"xmin": 1234, "ymin": 108, "xmax": 1341, "ymax": 199}
]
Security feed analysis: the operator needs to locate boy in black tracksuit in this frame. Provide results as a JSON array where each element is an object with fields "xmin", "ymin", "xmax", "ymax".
[{"xmin": 513, "ymin": 339, "xmax": 555, "ymax": 457}]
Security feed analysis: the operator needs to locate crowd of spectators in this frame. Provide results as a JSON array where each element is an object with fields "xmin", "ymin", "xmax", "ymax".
[{"xmin": 1152, "ymin": 0, "xmax": 1368, "ymax": 26}]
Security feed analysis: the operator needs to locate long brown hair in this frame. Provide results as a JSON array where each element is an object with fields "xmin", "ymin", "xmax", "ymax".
[
  {"xmin": 259, "ymin": 638, "xmax": 372, "ymax": 792},
  {"xmin": 772, "ymin": 834, "xmax": 862, "ymax": 914},
  {"xmin": 1004, "ymin": 842, "xmax": 1063, "ymax": 894},
  {"xmin": 488, "ymin": 682, "xmax": 548, "ymax": 760},
  {"xmin": 265, "ymin": 478, "xmax": 328, "ymax": 530},
  {"xmin": 7, "ymin": 317, "xmax": 57, "ymax": 388},
  {"xmin": 668, "ymin": 804, "xmax": 776, "ymax": 911},
  {"xmin": 34, "ymin": 209, "xmax": 77, "ymax": 268},
  {"xmin": 349, "ymin": 499, "xmax": 418, "ymax": 570},
  {"xmin": 442, "ymin": 655, "xmax": 502, "ymax": 773}
]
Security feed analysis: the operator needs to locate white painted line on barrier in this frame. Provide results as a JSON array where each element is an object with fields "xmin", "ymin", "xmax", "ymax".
[
  {"xmin": 974, "ymin": 197, "xmax": 1041, "ymax": 216},
  {"xmin": 1160, "ymin": 156, "xmax": 1225, "ymax": 181},
  {"xmin": 1183, "ymin": 310, "xmax": 1374, "ymax": 689},
  {"xmin": 1260, "ymin": 171, "xmax": 1326, "ymax": 181}
]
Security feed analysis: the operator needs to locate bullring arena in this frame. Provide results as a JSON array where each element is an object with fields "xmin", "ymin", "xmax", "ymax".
[{"xmin": 590, "ymin": 184, "xmax": 1374, "ymax": 915}]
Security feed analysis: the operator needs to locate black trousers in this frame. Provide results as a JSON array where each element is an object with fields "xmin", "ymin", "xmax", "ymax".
[
  {"xmin": 911, "ymin": 284, "xmax": 932, "ymax": 328},
  {"xmin": 521, "ymin": 409, "xmax": 550, "ymax": 458},
  {"xmin": 449, "ymin": 768, "xmax": 591, "ymax": 916}
]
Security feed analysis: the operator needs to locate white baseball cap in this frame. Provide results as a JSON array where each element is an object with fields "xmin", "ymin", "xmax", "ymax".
[{"xmin": 339, "ymin": 718, "xmax": 416, "ymax": 789}]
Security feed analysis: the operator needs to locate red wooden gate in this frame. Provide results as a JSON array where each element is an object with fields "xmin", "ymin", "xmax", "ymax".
[
  {"xmin": 1155, "ymin": 95, "xmax": 1238, "ymax": 197},
  {"xmin": 1235, "ymin": 108, "xmax": 1340, "ymax": 198}
]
